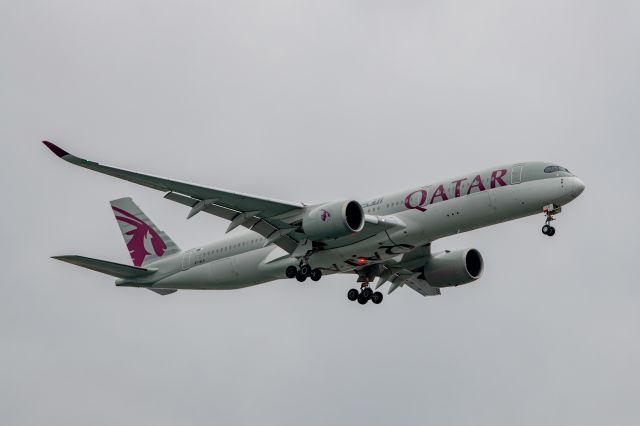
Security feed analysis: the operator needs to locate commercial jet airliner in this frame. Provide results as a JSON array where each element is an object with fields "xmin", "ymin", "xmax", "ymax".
[{"xmin": 43, "ymin": 141, "xmax": 585, "ymax": 304}]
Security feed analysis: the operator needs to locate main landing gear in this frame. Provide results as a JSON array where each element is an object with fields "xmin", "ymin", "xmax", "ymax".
[
  {"xmin": 542, "ymin": 204, "xmax": 561, "ymax": 237},
  {"xmin": 347, "ymin": 282, "xmax": 383, "ymax": 305},
  {"xmin": 285, "ymin": 264, "xmax": 322, "ymax": 283}
]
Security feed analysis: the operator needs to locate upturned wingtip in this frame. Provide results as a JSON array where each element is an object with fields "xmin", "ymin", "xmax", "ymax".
[{"xmin": 42, "ymin": 141, "xmax": 70, "ymax": 158}]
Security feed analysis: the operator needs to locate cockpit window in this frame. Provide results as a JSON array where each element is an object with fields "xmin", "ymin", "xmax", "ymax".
[{"xmin": 544, "ymin": 166, "xmax": 570, "ymax": 173}]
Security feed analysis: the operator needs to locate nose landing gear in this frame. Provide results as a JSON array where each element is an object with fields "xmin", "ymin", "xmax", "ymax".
[
  {"xmin": 542, "ymin": 224, "xmax": 556, "ymax": 236},
  {"xmin": 347, "ymin": 282, "xmax": 384, "ymax": 305},
  {"xmin": 542, "ymin": 204, "xmax": 561, "ymax": 237}
]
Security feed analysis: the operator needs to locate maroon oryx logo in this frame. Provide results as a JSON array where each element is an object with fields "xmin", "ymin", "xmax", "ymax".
[
  {"xmin": 112, "ymin": 206, "xmax": 167, "ymax": 266},
  {"xmin": 320, "ymin": 209, "xmax": 331, "ymax": 222}
]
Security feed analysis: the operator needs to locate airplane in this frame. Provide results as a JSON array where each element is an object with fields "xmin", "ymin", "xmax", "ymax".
[{"xmin": 43, "ymin": 141, "xmax": 585, "ymax": 304}]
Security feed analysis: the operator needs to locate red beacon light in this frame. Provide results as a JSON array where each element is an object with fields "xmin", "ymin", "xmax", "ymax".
[{"xmin": 357, "ymin": 257, "xmax": 367, "ymax": 265}]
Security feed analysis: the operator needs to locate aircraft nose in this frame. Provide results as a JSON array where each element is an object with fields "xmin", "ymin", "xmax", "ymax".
[{"xmin": 572, "ymin": 178, "xmax": 585, "ymax": 198}]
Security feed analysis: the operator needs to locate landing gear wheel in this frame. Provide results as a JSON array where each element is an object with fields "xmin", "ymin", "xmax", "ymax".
[
  {"xmin": 285, "ymin": 265, "xmax": 297, "ymax": 279},
  {"xmin": 361, "ymin": 287, "xmax": 373, "ymax": 299},
  {"xmin": 347, "ymin": 288, "xmax": 359, "ymax": 301},
  {"xmin": 309, "ymin": 269, "xmax": 322, "ymax": 282},
  {"xmin": 357, "ymin": 294, "xmax": 368, "ymax": 305},
  {"xmin": 542, "ymin": 224, "xmax": 556, "ymax": 236},
  {"xmin": 299, "ymin": 264, "xmax": 311, "ymax": 277},
  {"xmin": 295, "ymin": 272, "xmax": 307, "ymax": 282},
  {"xmin": 371, "ymin": 291, "xmax": 383, "ymax": 304}
]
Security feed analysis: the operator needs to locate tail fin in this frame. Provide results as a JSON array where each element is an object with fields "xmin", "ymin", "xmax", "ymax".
[{"xmin": 110, "ymin": 197, "xmax": 181, "ymax": 266}]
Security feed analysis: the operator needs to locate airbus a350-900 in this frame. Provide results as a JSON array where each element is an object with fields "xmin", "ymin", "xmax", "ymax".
[{"xmin": 43, "ymin": 141, "xmax": 585, "ymax": 304}]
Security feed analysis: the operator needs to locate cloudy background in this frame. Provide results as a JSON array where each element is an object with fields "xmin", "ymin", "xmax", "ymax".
[{"xmin": 1, "ymin": 1, "xmax": 638, "ymax": 425}]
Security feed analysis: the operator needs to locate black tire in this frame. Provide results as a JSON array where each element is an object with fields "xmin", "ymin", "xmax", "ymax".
[
  {"xmin": 296, "ymin": 272, "xmax": 307, "ymax": 282},
  {"xmin": 542, "ymin": 225, "xmax": 550, "ymax": 235},
  {"xmin": 357, "ymin": 294, "xmax": 368, "ymax": 305},
  {"xmin": 548, "ymin": 226, "xmax": 556, "ymax": 236},
  {"xmin": 299, "ymin": 264, "xmax": 311, "ymax": 277},
  {"xmin": 347, "ymin": 289, "xmax": 359, "ymax": 301},
  {"xmin": 285, "ymin": 265, "xmax": 298, "ymax": 279},
  {"xmin": 310, "ymin": 269, "xmax": 322, "ymax": 282},
  {"xmin": 372, "ymin": 291, "xmax": 383, "ymax": 304},
  {"xmin": 362, "ymin": 288, "xmax": 373, "ymax": 299}
]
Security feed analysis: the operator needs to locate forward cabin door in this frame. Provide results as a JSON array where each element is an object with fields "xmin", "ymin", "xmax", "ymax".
[{"xmin": 511, "ymin": 165, "xmax": 524, "ymax": 184}]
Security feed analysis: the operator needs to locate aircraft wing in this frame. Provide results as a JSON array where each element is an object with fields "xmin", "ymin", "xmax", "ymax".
[
  {"xmin": 402, "ymin": 276, "xmax": 441, "ymax": 296},
  {"xmin": 163, "ymin": 191, "xmax": 303, "ymax": 253},
  {"xmin": 370, "ymin": 244, "xmax": 441, "ymax": 296},
  {"xmin": 376, "ymin": 266, "xmax": 441, "ymax": 297},
  {"xmin": 43, "ymin": 141, "xmax": 304, "ymax": 253}
]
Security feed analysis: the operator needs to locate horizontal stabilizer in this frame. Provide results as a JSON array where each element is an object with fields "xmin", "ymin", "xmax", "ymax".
[
  {"xmin": 148, "ymin": 288, "xmax": 177, "ymax": 296},
  {"xmin": 52, "ymin": 255, "xmax": 157, "ymax": 279}
]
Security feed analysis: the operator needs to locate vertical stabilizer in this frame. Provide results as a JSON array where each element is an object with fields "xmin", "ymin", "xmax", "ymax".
[{"xmin": 110, "ymin": 198, "xmax": 180, "ymax": 266}]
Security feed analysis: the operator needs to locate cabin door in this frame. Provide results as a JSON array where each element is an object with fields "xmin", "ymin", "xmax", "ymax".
[{"xmin": 511, "ymin": 165, "xmax": 523, "ymax": 184}]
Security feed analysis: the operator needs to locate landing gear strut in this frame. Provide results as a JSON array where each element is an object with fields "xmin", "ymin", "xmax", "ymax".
[
  {"xmin": 542, "ymin": 204, "xmax": 560, "ymax": 237},
  {"xmin": 348, "ymin": 281, "xmax": 383, "ymax": 305}
]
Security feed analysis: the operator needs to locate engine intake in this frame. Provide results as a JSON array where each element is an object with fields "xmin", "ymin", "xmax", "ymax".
[
  {"xmin": 423, "ymin": 248, "xmax": 484, "ymax": 287},
  {"xmin": 302, "ymin": 200, "xmax": 365, "ymax": 240}
]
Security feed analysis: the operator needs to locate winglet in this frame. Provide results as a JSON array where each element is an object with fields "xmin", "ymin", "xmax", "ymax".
[{"xmin": 42, "ymin": 141, "xmax": 70, "ymax": 158}]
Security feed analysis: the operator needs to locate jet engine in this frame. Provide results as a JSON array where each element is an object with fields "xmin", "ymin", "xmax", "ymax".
[
  {"xmin": 302, "ymin": 200, "xmax": 365, "ymax": 240},
  {"xmin": 423, "ymin": 249, "xmax": 484, "ymax": 287}
]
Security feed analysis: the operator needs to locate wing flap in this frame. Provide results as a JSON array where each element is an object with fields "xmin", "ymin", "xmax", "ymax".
[
  {"xmin": 375, "ymin": 264, "xmax": 441, "ymax": 297},
  {"xmin": 404, "ymin": 278, "xmax": 441, "ymax": 297},
  {"xmin": 164, "ymin": 191, "xmax": 301, "ymax": 253}
]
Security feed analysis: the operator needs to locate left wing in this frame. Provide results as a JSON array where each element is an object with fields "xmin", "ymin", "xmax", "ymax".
[
  {"xmin": 43, "ymin": 141, "xmax": 305, "ymax": 252},
  {"xmin": 374, "ymin": 266, "xmax": 441, "ymax": 296},
  {"xmin": 402, "ymin": 276, "xmax": 441, "ymax": 296},
  {"xmin": 363, "ymin": 244, "xmax": 441, "ymax": 297}
]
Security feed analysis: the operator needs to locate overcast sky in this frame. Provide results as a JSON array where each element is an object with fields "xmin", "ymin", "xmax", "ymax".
[{"xmin": 1, "ymin": 1, "xmax": 639, "ymax": 425}]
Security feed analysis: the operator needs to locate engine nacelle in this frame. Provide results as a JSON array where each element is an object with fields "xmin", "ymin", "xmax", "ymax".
[
  {"xmin": 302, "ymin": 200, "xmax": 365, "ymax": 240},
  {"xmin": 423, "ymin": 249, "xmax": 484, "ymax": 287}
]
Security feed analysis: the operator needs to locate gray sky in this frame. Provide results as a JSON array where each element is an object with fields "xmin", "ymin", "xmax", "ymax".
[{"xmin": 1, "ymin": 1, "xmax": 639, "ymax": 425}]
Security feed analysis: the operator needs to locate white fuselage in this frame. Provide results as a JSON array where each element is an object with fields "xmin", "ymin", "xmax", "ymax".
[{"xmin": 120, "ymin": 162, "xmax": 584, "ymax": 291}]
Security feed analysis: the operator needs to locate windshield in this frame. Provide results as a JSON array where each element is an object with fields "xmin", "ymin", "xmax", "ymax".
[{"xmin": 544, "ymin": 165, "xmax": 570, "ymax": 174}]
